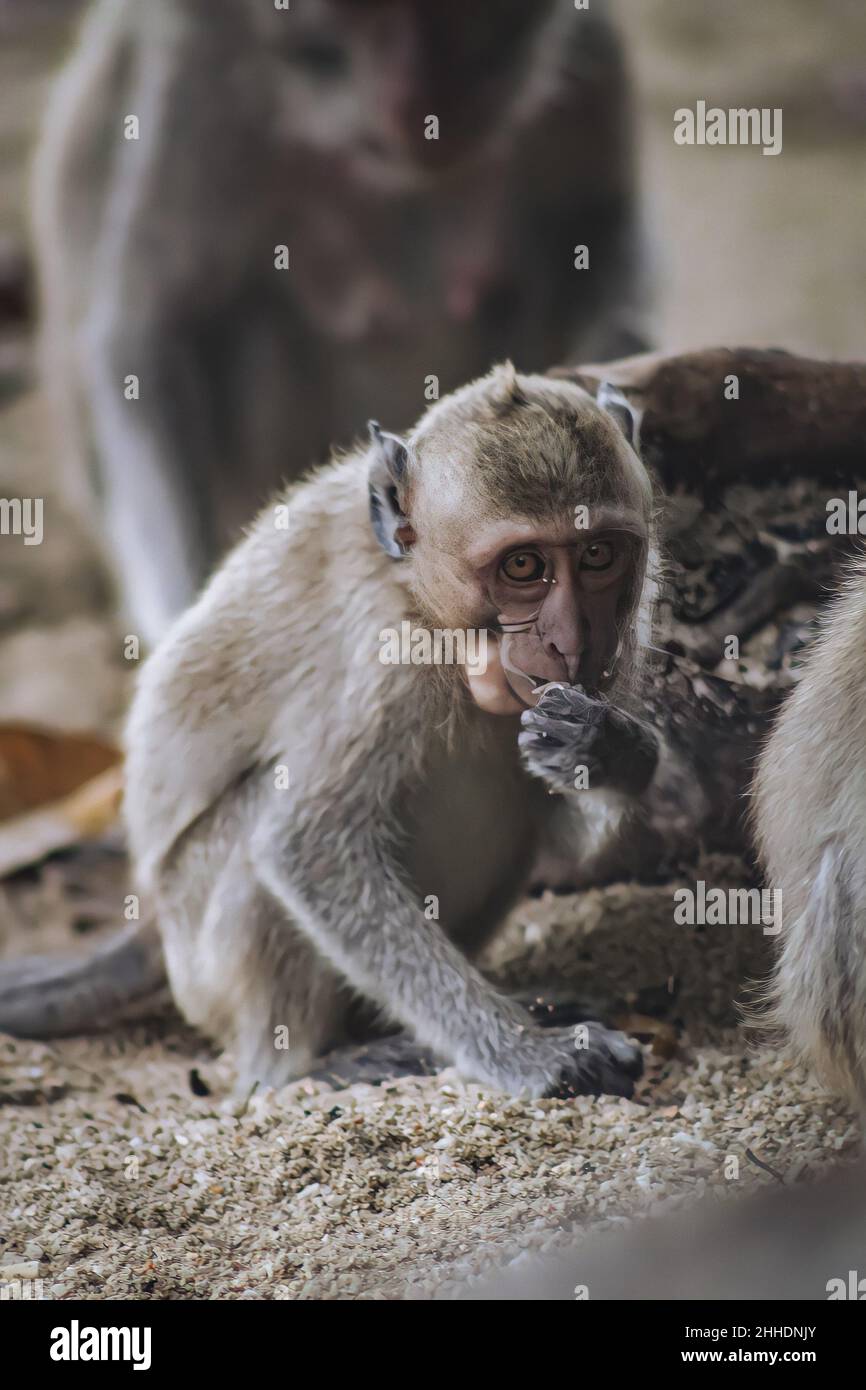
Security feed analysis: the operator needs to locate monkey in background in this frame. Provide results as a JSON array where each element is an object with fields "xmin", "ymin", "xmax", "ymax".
[
  {"xmin": 754, "ymin": 561, "xmax": 866, "ymax": 1115},
  {"xmin": 0, "ymin": 363, "xmax": 723, "ymax": 1095},
  {"xmin": 33, "ymin": 0, "xmax": 643, "ymax": 646}
]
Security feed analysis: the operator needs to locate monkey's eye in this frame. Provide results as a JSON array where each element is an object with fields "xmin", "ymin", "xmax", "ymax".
[
  {"xmin": 581, "ymin": 540, "xmax": 614, "ymax": 571},
  {"xmin": 500, "ymin": 551, "xmax": 547, "ymax": 584},
  {"xmin": 289, "ymin": 37, "xmax": 350, "ymax": 79}
]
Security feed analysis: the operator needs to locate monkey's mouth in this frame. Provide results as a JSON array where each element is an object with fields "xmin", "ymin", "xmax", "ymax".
[
  {"xmin": 533, "ymin": 680, "xmax": 585, "ymax": 695},
  {"xmin": 505, "ymin": 669, "xmax": 591, "ymax": 709}
]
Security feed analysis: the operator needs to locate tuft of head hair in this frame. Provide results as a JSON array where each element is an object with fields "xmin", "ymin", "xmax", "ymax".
[
  {"xmin": 410, "ymin": 362, "xmax": 653, "ymax": 527},
  {"xmin": 487, "ymin": 360, "xmax": 529, "ymax": 414}
]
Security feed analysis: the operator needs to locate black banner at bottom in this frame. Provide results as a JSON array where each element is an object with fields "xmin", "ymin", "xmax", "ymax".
[{"xmin": 6, "ymin": 1297, "xmax": 862, "ymax": 1376}]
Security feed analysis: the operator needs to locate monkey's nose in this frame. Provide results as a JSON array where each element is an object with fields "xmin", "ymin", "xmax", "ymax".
[{"xmin": 544, "ymin": 640, "xmax": 581, "ymax": 684}]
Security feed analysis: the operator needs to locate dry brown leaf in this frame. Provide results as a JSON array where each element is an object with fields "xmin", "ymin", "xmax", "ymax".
[
  {"xmin": 0, "ymin": 724, "xmax": 121, "ymax": 822},
  {"xmin": 614, "ymin": 1011, "xmax": 680, "ymax": 1059},
  {"xmin": 0, "ymin": 763, "xmax": 124, "ymax": 878}
]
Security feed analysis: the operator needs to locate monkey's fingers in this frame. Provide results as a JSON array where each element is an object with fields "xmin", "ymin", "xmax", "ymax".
[
  {"xmin": 518, "ymin": 722, "xmax": 605, "ymax": 790},
  {"xmin": 530, "ymin": 687, "xmax": 606, "ymax": 724},
  {"xmin": 517, "ymin": 729, "xmax": 601, "ymax": 759},
  {"xmin": 542, "ymin": 1024, "xmax": 644, "ymax": 1101}
]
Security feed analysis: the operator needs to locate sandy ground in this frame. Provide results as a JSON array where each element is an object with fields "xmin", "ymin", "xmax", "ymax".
[
  {"xmin": 1, "ymin": 0, "xmax": 865, "ymax": 1299},
  {"xmin": 2, "ymin": 878, "xmax": 859, "ymax": 1300}
]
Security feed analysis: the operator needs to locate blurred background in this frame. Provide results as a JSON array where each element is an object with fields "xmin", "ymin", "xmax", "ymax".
[{"xmin": 0, "ymin": 0, "xmax": 864, "ymax": 733}]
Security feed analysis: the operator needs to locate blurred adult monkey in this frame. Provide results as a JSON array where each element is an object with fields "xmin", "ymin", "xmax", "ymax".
[{"xmin": 33, "ymin": 0, "xmax": 642, "ymax": 645}]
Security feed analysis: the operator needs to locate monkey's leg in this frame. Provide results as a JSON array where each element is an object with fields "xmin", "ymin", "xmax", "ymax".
[
  {"xmin": 159, "ymin": 858, "xmax": 353, "ymax": 1089},
  {"xmin": 304, "ymin": 993, "xmax": 618, "ymax": 1091},
  {"xmin": 230, "ymin": 921, "xmax": 353, "ymax": 1090},
  {"xmin": 249, "ymin": 797, "xmax": 642, "ymax": 1100}
]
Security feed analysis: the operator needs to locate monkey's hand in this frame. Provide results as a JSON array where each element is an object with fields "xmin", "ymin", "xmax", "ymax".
[
  {"xmin": 518, "ymin": 684, "xmax": 659, "ymax": 796},
  {"xmin": 538, "ymin": 1022, "xmax": 643, "ymax": 1099}
]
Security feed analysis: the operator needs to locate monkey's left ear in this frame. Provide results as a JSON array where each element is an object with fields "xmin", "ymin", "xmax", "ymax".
[
  {"xmin": 367, "ymin": 420, "xmax": 416, "ymax": 558},
  {"xmin": 597, "ymin": 381, "xmax": 643, "ymax": 455}
]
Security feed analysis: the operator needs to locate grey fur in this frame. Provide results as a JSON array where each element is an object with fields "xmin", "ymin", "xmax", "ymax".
[
  {"xmin": 1, "ymin": 368, "xmax": 673, "ymax": 1097},
  {"xmin": 115, "ymin": 367, "xmax": 657, "ymax": 1097},
  {"xmin": 754, "ymin": 560, "xmax": 866, "ymax": 1110}
]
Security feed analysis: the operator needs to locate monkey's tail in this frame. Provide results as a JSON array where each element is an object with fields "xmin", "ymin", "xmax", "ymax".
[
  {"xmin": 0, "ymin": 920, "xmax": 167, "ymax": 1038},
  {"xmin": 765, "ymin": 843, "xmax": 866, "ymax": 1109}
]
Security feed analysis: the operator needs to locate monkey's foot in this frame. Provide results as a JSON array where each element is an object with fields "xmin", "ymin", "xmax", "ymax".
[
  {"xmin": 518, "ymin": 685, "xmax": 657, "ymax": 796},
  {"xmin": 307, "ymin": 1035, "xmax": 440, "ymax": 1090}
]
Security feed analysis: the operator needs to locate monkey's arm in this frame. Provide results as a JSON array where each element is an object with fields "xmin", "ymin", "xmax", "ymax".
[
  {"xmin": 80, "ymin": 303, "xmax": 221, "ymax": 643},
  {"xmin": 249, "ymin": 783, "xmax": 641, "ymax": 1100},
  {"xmin": 632, "ymin": 657, "xmax": 776, "ymax": 858}
]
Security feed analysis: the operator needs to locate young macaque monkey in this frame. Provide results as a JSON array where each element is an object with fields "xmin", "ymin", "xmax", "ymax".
[
  {"xmin": 33, "ymin": 0, "xmax": 640, "ymax": 645},
  {"xmin": 108, "ymin": 364, "xmax": 692, "ymax": 1099},
  {"xmin": 754, "ymin": 562, "xmax": 866, "ymax": 1113}
]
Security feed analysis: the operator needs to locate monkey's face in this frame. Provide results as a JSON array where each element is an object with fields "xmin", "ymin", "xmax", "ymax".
[
  {"xmin": 480, "ymin": 519, "xmax": 642, "ymax": 702},
  {"xmin": 368, "ymin": 366, "xmax": 654, "ymax": 717},
  {"xmin": 247, "ymin": 0, "xmax": 556, "ymax": 186},
  {"xmin": 433, "ymin": 512, "xmax": 645, "ymax": 716}
]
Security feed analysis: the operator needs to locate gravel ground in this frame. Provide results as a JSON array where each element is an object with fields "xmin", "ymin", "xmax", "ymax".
[{"xmin": 1, "ymin": 870, "xmax": 858, "ymax": 1300}]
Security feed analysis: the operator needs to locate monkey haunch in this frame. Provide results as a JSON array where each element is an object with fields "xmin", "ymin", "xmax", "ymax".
[
  {"xmin": 122, "ymin": 366, "xmax": 683, "ymax": 1099},
  {"xmin": 754, "ymin": 562, "xmax": 866, "ymax": 1113}
]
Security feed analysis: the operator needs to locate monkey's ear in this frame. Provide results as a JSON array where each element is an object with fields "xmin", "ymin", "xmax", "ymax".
[
  {"xmin": 597, "ymin": 381, "xmax": 642, "ymax": 453},
  {"xmin": 367, "ymin": 420, "xmax": 415, "ymax": 558}
]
